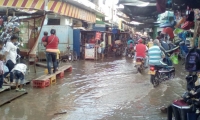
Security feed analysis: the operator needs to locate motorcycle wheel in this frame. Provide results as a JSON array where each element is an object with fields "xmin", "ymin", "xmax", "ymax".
[
  {"xmin": 68, "ymin": 55, "xmax": 73, "ymax": 62},
  {"xmin": 73, "ymin": 51, "xmax": 78, "ymax": 61},
  {"xmin": 137, "ymin": 67, "xmax": 141, "ymax": 73},
  {"xmin": 169, "ymin": 71, "xmax": 175, "ymax": 79},
  {"xmin": 150, "ymin": 74, "xmax": 159, "ymax": 87}
]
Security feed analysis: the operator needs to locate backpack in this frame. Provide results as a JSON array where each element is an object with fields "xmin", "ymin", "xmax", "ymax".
[{"xmin": 185, "ymin": 48, "xmax": 200, "ymax": 71}]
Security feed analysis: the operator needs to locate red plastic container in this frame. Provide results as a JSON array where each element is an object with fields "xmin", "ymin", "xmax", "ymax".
[
  {"xmin": 58, "ymin": 71, "xmax": 65, "ymax": 79},
  {"xmin": 32, "ymin": 79, "xmax": 50, "ymax": 88},
  {"xmin": 67, "ymin": 67, "xmax": 72, "ymax": 72}
]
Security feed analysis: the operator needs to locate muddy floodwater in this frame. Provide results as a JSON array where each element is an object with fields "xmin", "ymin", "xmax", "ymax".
[{"xmin": 0, "ymin": 58, "xmax": 187, "ymax": 120}]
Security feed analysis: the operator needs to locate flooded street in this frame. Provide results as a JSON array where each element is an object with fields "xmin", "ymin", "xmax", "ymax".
[{"xmin": 0, "ymin": 58, "xmax": 187, "ymax": 120}]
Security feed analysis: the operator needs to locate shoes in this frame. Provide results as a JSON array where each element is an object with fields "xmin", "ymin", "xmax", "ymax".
[
  {"xmin": 53, "ymin": 69, "xmax": 58, "ymax": 73},
  {"xmin": 16, "ymin": 88, "xmax": 26, "ymax": 92}
]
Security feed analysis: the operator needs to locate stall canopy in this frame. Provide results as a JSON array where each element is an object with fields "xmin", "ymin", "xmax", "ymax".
[
  {"xmin": 47, "ymin": 1, "xmax": 96, "ymax": 23},
  {"xmin": 0, "ymin": 0, "xmax": 45, "ymax": 10},
  {"xmin": 117, "ymin": 0, "xmax": 158, "ymax": 25}
]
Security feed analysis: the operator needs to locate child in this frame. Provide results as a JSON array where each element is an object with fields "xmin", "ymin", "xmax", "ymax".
[
  {"xmin": 0, "ymin": 54, "xmax": 4, "ymax": 90},
  {"xmin": 12, "ymin": 63, "xmax": 27, "ymax": 92}
]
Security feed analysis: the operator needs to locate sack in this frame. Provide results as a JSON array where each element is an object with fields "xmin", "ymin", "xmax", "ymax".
[
  {"xmin": 170, "ymin": 54, "xmax": 179, "ymax": 64},
  {"xmin": 185, "ymin": 49, "xmax": 200, "ymax": 71},
  {"xmin": 3, "ymin": 64, "xmax": 8, "ymax": 73},
  {"xmin": 98, "ymin": 47, "xmax": 101, "ymax": 53}
]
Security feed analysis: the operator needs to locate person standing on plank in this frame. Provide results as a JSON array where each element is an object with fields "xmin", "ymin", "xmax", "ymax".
[{"xmin": 43, "ymin": 29, "xmax": 59, "ymax": 75}]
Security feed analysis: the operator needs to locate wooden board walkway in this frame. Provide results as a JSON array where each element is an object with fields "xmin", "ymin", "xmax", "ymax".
[
  {"xmin": 0, "ymin": 86, "xmax": 11, "ymax": 93},
  {"xmin": 0, "ymin": 91, "xmax": 28, "ymax": 107},
  {"xmin": 33, "ymin": 65, "xmax": 72, "ymax": 81},
  {"xmin": 36, "ymin": 62, "xmax": 52, "ymax": 68},
  {"xmin": 3, "ymin": 80, "xmax": 31, "ymax": 88}
]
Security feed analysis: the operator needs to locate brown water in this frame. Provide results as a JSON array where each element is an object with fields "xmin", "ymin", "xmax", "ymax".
[{"xmin": 0, "ymin": 58, "xmax": 187, "ymax": 120}]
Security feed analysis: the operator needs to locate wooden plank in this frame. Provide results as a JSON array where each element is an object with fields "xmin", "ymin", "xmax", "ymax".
[
  {"xmin": 0, "ymin": 91, "xmax": 28, "ymax": 107},
  {"xmin": 33, "ymin": 65, "xmax": 72, "ymax": 81},
  {"xmin": 3, "ymin": 80, "xmax": 31, "ymax": 89},
  {"xmin": 36, "ymin": 62, "xmax": 52, "ymax": 68},
  {"xmin": 0, "ymin": 86, "xmax": 11, "ymax": 93}
]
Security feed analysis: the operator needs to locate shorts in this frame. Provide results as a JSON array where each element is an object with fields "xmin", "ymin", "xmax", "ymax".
[
  {"xmin": 13, "ymin": 70, "xmax": 24, "ymax": 84},
  {"xmin": 101, "ymin": 48, "xmax": 105, "ymax": 54}
]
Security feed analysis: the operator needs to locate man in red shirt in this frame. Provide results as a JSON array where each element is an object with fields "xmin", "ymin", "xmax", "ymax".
[
  {"xmin": 43, "ymin": 29, "xmax": 59, "ymax": 74},
  {"xmin": 134, "ymin": 39, "xmax": 148, "ymax": 67}
]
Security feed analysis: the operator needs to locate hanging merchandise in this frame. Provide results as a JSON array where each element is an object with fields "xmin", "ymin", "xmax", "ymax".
[
  {"xmin": 159, "ymin": 11, "xmax": 176, "ymax": 28},
  {"xmin": 156, "ymin": 0, "xmax": 166, "ymax": 13},
  {"xmin": 181, "ymin": 10, "xmax": 195, "ymax": 30},
  {"xmin": 187, "ymin": 10, "xmax": 195, "ymax": 22},
  {"xmin": 194, "ymin": 9, "xmax": 200, "ymax": 20},
  {"xmin": 162, "ymin": 27, "xmax": 174, "ymax": 39},
  {"xmin": 174, "ymin": 28, "xmax": 184, "ymax": 35},
  {"xmin": 175, "ymin": 17, "xmax": 186, "ymax": 28},
  {"xmin": 95, "ymin": 32, "xmax": 101, "ymax": 41},
  {"xmin": 172, "ymin": 0, "xmax": 186, "ymax": 10},
  {"xmin": 182, "ymin": 21, "xmax": 194, "ymax": 30}
]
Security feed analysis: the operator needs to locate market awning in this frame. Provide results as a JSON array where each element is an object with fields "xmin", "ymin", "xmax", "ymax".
[
  {"xmin": 48, "ymin": 1, "xmax": 96, "ymax": 23},
  {"xmin": 0, "ymin": 0, "xmax": 45, "ymax": 10}
]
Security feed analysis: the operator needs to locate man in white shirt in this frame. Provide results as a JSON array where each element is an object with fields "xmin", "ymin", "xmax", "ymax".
[{"xmin": 4, "ymin": 35, "xmax": 18, "ymax": 84}]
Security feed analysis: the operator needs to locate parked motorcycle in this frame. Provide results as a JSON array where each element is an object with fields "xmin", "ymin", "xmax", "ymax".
[
  {"xmin": 136, "ymin": 57, "xmax": 145, "ymax": 74},
  {"xmin": 148, "ymin": 48, "xmax": 178, "ymax": 87}
]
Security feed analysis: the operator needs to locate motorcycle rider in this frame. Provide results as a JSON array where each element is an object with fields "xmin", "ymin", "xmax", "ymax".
[
  {"xmin": 148, "ymin": 39, "xmax": 166, "ymax": 66},
  {"xmin": 134, "ymin": 39, "xmax": 148, "ymax": 68}
]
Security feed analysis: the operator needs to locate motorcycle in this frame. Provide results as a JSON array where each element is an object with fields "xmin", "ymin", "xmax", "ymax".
[
  {"xmin": 136, "ymin": 57, "xmax": 145, "ymax": 74},
  {"xmin": 114, "ymin": 44, "xmax": 122, "ymax": 57},
  {"xmin": 126, "ymin": 47, "xmax": 134, "ymax": 58},
  {"xmin": 148, "ymin": 48, "xmax": 178, "ymax": 87}
]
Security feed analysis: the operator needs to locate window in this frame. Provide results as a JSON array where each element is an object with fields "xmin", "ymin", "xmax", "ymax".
[{"xmin": 47, "ymin": 19, "xmax": 60, "ymax": 25}]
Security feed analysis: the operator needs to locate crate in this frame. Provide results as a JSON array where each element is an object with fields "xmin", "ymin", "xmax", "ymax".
[
  {"xmin": 58, "ymin": 71, "xmax": 64, "ymax": 79},
  {"xmin": 44, "ymin": 69, "xmax": 53, "ymax": 74},
  {"xmin": 67, "ymin": 67, "xmax": 72, "ymax": 72},
  {"xmin": 32, "ymin": 79, "xmax": 50, "ymax": 88},
  {"xmin": 50, "ymin": 75, "xmax": 56, "ymax": 84}
]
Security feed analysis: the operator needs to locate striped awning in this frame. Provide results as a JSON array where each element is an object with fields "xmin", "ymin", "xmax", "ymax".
[
  {"xmin": 0, "ymin": 0, "xmax": 96, "ymax": 23},
  {"xmin": 0, "ymin": 0, "xmax": 45, "ymax": 10},
  {"xmin": 48, "ymin": 1, "xmax": 96, "ymax": 23},
  {"xmin": 15, "ymin": 8, "xmax": 38, "ymax": 14}
]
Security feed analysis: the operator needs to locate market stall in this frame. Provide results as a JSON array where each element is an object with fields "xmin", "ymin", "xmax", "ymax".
[
  {"xmin": 0, "ymin": 7, "xmax": 45, "ymax": 73},
  {"xmin": 80, "ymin": 31, "xmax": 102, "ymax": 60}
]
